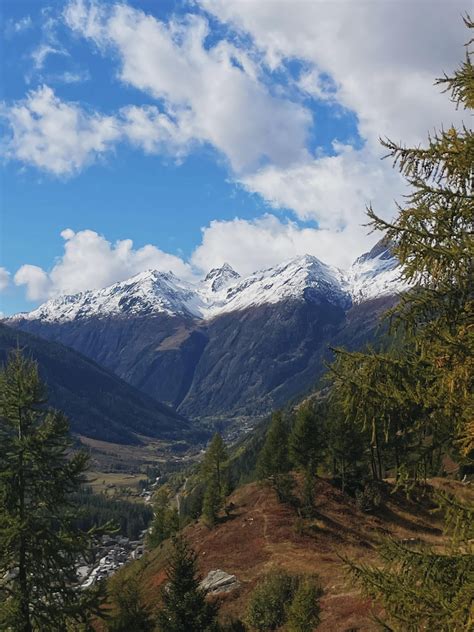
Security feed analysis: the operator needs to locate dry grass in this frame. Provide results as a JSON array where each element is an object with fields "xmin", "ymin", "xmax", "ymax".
[{"xmin": 124, "ymin": 476, "xmax": 472, "ymax": 631}]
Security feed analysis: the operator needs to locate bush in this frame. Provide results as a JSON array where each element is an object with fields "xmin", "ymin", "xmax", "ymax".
[
  {"xmin": 286, "ymin": 578, "xmax": 323, "ymax": 631},
  {"xmin": 355, "ymin": 481, "xmax": 382, "ymax": 513},
  {"xmin": 246, "ymin": 571, "xmax": 300, "ymax": 631},
  {"xmin": 246, "ymin": 572, "xmax": 323, "ymax": 631}
]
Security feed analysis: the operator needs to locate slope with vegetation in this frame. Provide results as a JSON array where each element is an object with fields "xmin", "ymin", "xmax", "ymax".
[
  {"xmin": 103, "ymin": 17, "xmax": 474, "ymax": 631},
  {"xmin": 0, "ymin": 323, "xmax": 199, "ymax": 445}
]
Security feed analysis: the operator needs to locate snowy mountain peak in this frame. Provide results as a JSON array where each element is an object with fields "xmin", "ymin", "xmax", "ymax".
[
  {"xmin": 345, "ymin": 239, "xmax": 409, "ymax": 303},
  {"xmin": 202, "ymin": 263, "xmax": 240, "ymax": 293},
  {"xmin": 8, "ymin": 244, "xmax": 409, "ymax": 325}
]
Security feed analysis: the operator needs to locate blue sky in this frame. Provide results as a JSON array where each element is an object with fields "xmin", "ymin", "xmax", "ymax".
[{"xmin": 0, "ymin": 0, "xmax": 469, "ymax": 315}]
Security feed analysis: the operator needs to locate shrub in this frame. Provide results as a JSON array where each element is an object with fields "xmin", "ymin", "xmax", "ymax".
[
  {"xmin": 246, "ymin": 571, "xmax": 300, "ymax": 631},
  {"xmin": 355, "ymin": 481, "xmax": 382, "ymax": 513},
  {"xmin": 286, "ymin": 578, "xmax": 323, "ymax": 631}
]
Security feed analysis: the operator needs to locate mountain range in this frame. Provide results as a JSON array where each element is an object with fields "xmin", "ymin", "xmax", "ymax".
[{"xmin": 5, "ymin": 240, "xmax": 407, "ymax": 426}]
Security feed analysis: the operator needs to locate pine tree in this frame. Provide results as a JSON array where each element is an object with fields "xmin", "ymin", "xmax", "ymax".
[
  {"xmin": 0, "ymin": 349, "xmax": 101, "ymax": 631},
  {"xmin": 201, "ymin": 433, "xmax": 228, "ymax": 526},
  {"xmin": 289, "ymin": 403, "xmax": 325, "ymax": 475},
  {"xmin": 347, "ymin": 496, "xmax": 474, "ymax": 631},
  {"xmin": 156, "ymin": 536, "xmax": 220, "ymax": 632},
  {"xmin": 365, "ymin": 16, "xmax": 474, "ymax": 460},
  {"xmin": 148, "ymin": 487, "xmax": 179, "ymax": 547},
  {"xmin": 107, "ymin": 575, "xmax": 155, "ymax": 632},
  {"xmin": 257, "ymin": 411, "xmax": 294, "ymax": 503},
  {"xmin": 326, "ymin": 398, "xmax": 367, "ymax": 494},
  {"xmin": 257, "ymin": 411, "xmax": 290, "ymax": 480}
]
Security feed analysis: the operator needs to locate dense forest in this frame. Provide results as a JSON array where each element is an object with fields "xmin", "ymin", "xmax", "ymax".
[{"xmin": 72, "ymin": 488, "xmax": 153, "ymax": 540}]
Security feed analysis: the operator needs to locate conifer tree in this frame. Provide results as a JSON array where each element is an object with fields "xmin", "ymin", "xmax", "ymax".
[
  {"xmin": 365, "ymin": 16, "xmax": 474, "ymax": 459},
  {"xmin": 156, "ymin": 536, "xmax": 220, "ymax": 632},
  {"xmin": 257, "ymin": 411, "xmax": 294, "ymax": 503},
  {"xmin": 201, "ymin": 433, "xmax": 228, "ymax": 526},
  {"xmin": 257, "ymin": 411, "xmax": 290, "ymax": 480},
  {"xmin": 107, "ymin": 575, "xmax": 155, "ymax": 632},
  {"xmin": 289, "ymin": 403, "xmax": 325, "ymax": 475},
  {"xmin": 286, "ymin": 578, "xmax": 323, "ymax": 632},
  {"xmin": 343, "ymin": 16, "xmax": 474, "ymax": 630},
  {"xmin": 326, "ymin": 399, "xmax": 366, "ymax": 493},
  {"xmin": 148, "ymin": 487, "xmax": 179, "ymax": 547},
  {"xmin": 0, "ymin": 350, "xmax": 101, "ymax": 631}
]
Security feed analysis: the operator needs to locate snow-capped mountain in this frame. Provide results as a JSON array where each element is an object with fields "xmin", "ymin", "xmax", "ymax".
[
  {"xmin": 8, "ymin": 243, "xmax": 406, "ymax": 325},
  {"xmin": 5, "ymin": 241, "xmax": 407, "ymax": 423},
  {"xmin": 343, "ymin": 240, "xmax": 409, "ymax": 303}
]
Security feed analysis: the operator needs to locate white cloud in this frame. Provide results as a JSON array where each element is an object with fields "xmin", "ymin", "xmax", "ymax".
[
  {"xmin": 53, "ymin": 69, "xmax": 91, "ymax": 84},
  {"xmin": 241, "ymin": 144, "xmax": 404, "ymax": 229},
  {"xmin": 1, "ymin": 86, "xmax": 200, "ymax": 175},
  {"xmin": 200, "ymin": 0, "xmax": 469, "ymax": 148},
  {"xmin": 64, "ymin": 0, "xmax": 311, "ymax": 173},
  {"xmin": 14, "ymin": 228, "xmax": 194, "ymax": 301},
  {"xmin": 5, "ymin": 16, "xmax": 33, "ymax": 37},
  {"xmin": 0, "ymin": 268, "xmax": 10, "ymax": 292},
  {"xmin": 120, "ymin": 105, "xmax": 195, "ymax": 157},
  {"xmin": 192, "ymin": 213, "xmax": 379, "ymax": 273},
  {"xmin": 14, "ymin": 265, "xmax": 52, "ymax": 301},
  {"xmin": 2, "ymin": 85, "xmax": 120, "ymax": 175},
  {"xmin": 32, "ymin": 44, "xmax": 69, "ymax": 70}
]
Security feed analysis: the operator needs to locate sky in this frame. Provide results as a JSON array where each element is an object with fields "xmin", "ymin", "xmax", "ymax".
[{"xmin": 0, "ymin": 0, "xmax": 470, "ymax": 316}]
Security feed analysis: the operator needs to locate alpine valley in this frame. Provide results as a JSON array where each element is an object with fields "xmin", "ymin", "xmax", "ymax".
[{"xmin": 4, "ymin": 240, "xmax": 407, "ymax": 432}]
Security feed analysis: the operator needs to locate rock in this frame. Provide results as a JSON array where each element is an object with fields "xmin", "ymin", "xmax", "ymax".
[{"xmin": 200, "ymin": 569, "xmax": 240, "ymax": 594}]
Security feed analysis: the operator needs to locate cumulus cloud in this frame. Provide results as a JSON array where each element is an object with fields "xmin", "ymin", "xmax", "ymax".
[
  {"xmin": 64, "ymin": 0, "xmax": 310, "ymax": 173},
  {"xmin": 14, "ymin": 228, "xmax": 194, "ymax": 301},
  {"xmin": 0, "ymin": 268, "xmax": 10, "ymax": 292},
  {"xmin": 14, "ymin": 265, "xmax": 52, "ymax": 301},
  {"xmin": 242, "ymin": 145, "xmax": 404, "ymax": 229},
  {"xmin": 2, "ymin": 85, "xmax": 120, "ymax": 175},
  {"xmin": 192, "ymin": 213, "xmax": 380, "ymax": 273},
  {"xmin": 200, "ymin": 0, "xmax": 469, "ymax": 148}
]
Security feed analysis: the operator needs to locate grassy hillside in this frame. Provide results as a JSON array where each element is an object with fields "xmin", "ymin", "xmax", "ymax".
[{"xmin": 104, "ymin": 476, "xmax": 472, "ymax": 630}]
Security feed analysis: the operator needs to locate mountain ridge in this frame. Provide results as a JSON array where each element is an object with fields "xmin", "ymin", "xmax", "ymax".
[
  {"xmin": 6, "ymin": 242, "xmax": 407, "ymax": 325},
  {"xmin": 4, "ymin": 241, "xmax": 407, "ymax": 422}
]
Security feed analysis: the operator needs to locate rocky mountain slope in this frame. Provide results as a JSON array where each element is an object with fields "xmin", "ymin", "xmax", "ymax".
[
  {"xmin": 0, "ymin": 323, "xmax": 198, "ymax": 444},
  {"xmin": 6, "ymin": 241, "xmax": 407, "ymax": 422}
]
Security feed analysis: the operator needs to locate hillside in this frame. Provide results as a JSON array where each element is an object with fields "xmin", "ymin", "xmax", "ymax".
[
  {"xmin": 111, "ymin": 477, "xmax": 470, "ymax": 631},
  {"xmin": 0, "ymin": 323, "xmax": 199, "ymax": 445}
]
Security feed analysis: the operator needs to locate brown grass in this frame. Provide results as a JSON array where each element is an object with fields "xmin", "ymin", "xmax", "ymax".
[{"xmin": 106, "ymin": 477, "xmax": 473, "ymax": 631}]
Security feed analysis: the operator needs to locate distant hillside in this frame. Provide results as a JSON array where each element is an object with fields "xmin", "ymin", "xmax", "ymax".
[{"xmin": 0, "ymin": 323, "xmax": 199, "ymax": 445}]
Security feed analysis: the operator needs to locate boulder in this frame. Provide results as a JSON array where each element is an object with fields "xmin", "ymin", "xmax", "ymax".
[{"xmin": 200, "ymin": 569, "xmax": 240, "ymax": 594}]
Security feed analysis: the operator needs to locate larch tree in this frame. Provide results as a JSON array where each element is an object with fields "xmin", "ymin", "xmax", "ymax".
[
  {"xmin": 201, "ymin": 433, "xmax": 228, "ymax": 526},
  {"xmin": 344, "ymin": 16, "xmax": 474, "ymax": 631}
]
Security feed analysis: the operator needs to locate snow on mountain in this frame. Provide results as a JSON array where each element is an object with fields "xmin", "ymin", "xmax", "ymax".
[
  {"xmin": 202, "ymin": 255, "xmax": 350, "ymax": 318},
  {"xmin": 200, "ymin": 262, "xmax": 240, "ymax": 294},
  {"xmin": 344, "ymin": 240, "xmax": 409, "ymax": 303},
  {"xmin": 8, "ymin": 243, "xmax": 408, "ymax": 324},
  {"xmin": 12, "ymin": 270, "xmax": 201, "ymax": 323}
]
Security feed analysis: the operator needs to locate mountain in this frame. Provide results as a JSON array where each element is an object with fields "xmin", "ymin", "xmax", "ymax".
[
  {"xmin": 0, "ymin": 323, "xmax": 198, "ymax": 445},
  {"xmin": 5, "ymin": 242, "xmax": 407, "ymax": 422}
]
